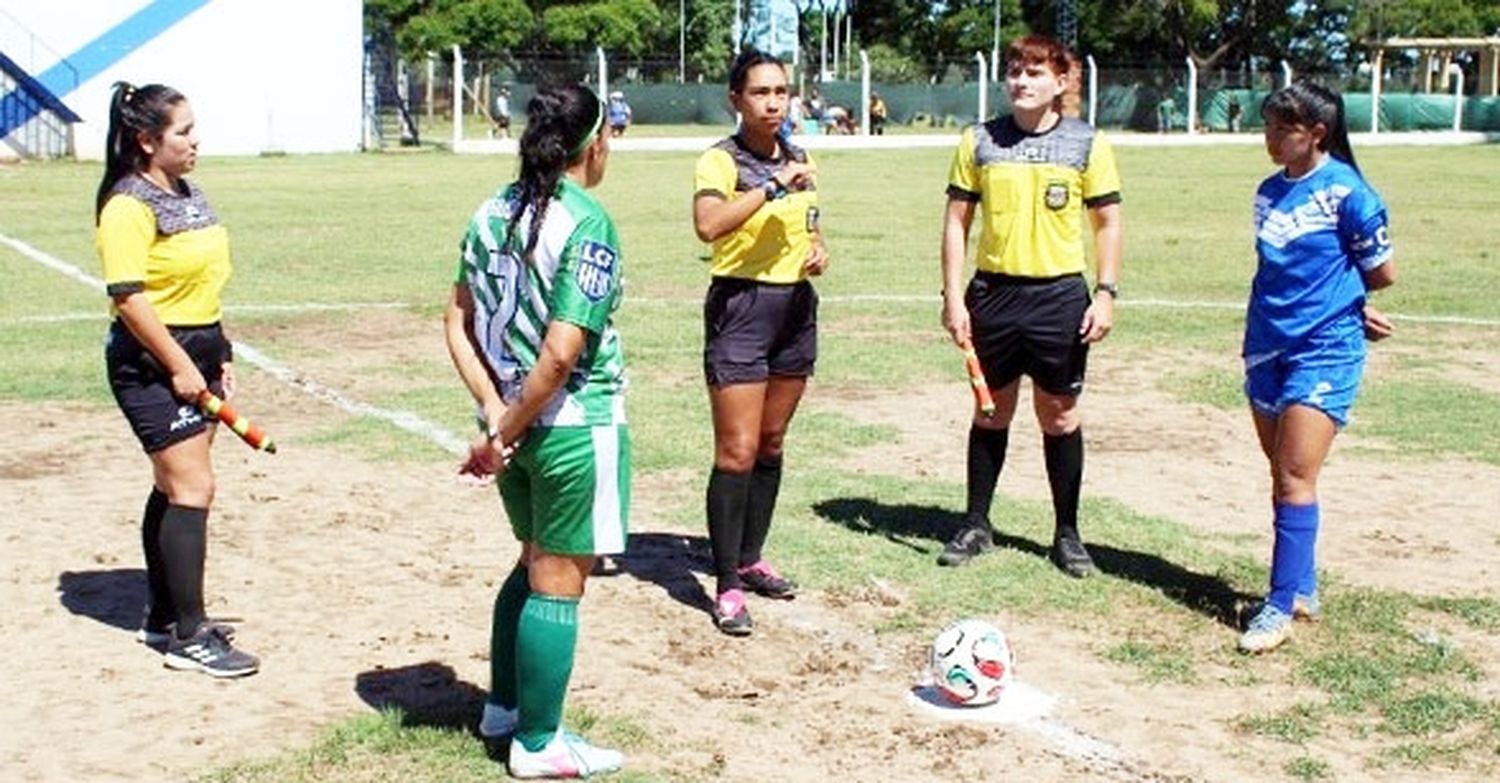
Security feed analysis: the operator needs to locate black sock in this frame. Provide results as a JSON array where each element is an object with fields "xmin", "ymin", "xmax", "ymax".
[
  {"xmin": 141, "ymin": 488, "xmax": 173, "ymax": 625},
  {"xmin": 159, "ymin": 504, "xmax": 209, "ymax": 640},
  {"xmin": 965, "ymin": 426, "xmax": 1009, "ymax": 525},
  {"xmin": 739, "ymin": 456, "xmax": 784, "ymax": 568},
  {"xmin": 706, "ymin": 467, "xmax": 751, "ymax": 594},
  {"xmin": 1044, "ymin": 429, "xmax": 1084, "ymax": 539}
]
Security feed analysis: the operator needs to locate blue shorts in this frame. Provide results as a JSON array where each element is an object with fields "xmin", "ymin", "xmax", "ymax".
[{"xmin": 1244, "ymin": 329, "xmax": 1364, "ymax": 427}]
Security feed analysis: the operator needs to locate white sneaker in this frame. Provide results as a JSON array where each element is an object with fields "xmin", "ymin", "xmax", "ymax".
[
  {"xmin": 478, "ymin": 701, "xmax": 518, "ymax": 738},
  {"xmin": 1238, "ymin": 603, "xmax": 1294, "ymax": 654},
  {"xmin": 508, "ymin": 728, "xmax": 623, "ymax": 779}
]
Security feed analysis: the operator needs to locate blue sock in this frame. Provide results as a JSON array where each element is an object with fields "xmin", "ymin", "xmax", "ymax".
[{"xmin": 1268, "ymin": 502, "xmax": 1319, "ymax": 614}]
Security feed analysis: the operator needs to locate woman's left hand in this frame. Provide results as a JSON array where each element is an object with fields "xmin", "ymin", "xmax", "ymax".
[
  {"xmin": 804, "ymin": 241, "xmax": 830, "ymax": 276},
  {"xmin": 1079, "ymin": 296, "xmax": 1115, "ymax": 343},
  {"xmin": 1363, "ymin": 304, "xmax": 1395, "ymax": 341},
  {"xmin": 221, "ymin": 362, "xmax": 236, "ymax": 401}
]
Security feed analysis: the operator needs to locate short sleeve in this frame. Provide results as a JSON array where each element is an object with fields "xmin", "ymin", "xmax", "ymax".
[
  {"xmin": 694, "ymin": 148, "xmax": 737, "ymax": 199},
  {"xmin": 97, "ymin": 195, "xmax": 156, "ymax": 296},
  {"xmin": 550, "ymin": 213, "xmax": 621, "ymax": 334},
  {"xmin": 456, "ymin": 216, "xmax": 484, "ymax": 285},
  {"xmin": 1082, "ymin": 131, "xmax": 1122, "ymax": 206},
  {"xmin": 1340, "ymin": 183, "xmax": 1392, "ymax": 271},
  {"xmin": 945, "ymin": 127, "xmax": 981, "ymax": 201}
]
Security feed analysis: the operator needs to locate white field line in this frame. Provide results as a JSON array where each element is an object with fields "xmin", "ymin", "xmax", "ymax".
[
  {"xmin": 456, "ymin": 130, "xmax": 1500, "ymax": 155},
  {"xmin": 9, "ymin": 301, "xmax": 410, "ymax": 324},
  {"xmin": 0, "ymin": 230, "xmax": 467, "ymax": 454},
  {"xmin": 633, "ymin": 293, "xmax": 1500, "ymax": 327},
  {"xmin": 8, "ymin": 228, "xmax": 1162, "ymax": 773}
]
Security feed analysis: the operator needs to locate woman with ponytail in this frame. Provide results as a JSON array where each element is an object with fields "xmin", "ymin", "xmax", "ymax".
[
  {"xmin": 97, "ymin": 82, "xmax": 257, "ymax": 677},
  {"xmin": 1238, "ymin": 80, "xmax": 1396, "ymax": 654},
  {"xmin": 693, "ymin": 49, "xmax": 829, "ymax": 637},
  {"xmin": 445, "ymin": 82, "xmax": 627, "ymax": 778}
]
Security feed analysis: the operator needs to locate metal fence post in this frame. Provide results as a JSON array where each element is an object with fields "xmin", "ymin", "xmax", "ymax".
[
  {"xmin": 452, "ymin": 45, "xmax": 463, "ymax": 148},
  {"xmin": 1086, "ymin": 54, "xmax": 1098, "ymax": 126},
  {"xmin": 1185, "ymin": 56, "xmax": 1198, "ymax": 135},
  {"xmin": 860, "ymin": 49, "xmax": 870, "ymax": 135},
  {"xmin": 976, "ymin": 52, "xmax": 988, "ymax": 123}
]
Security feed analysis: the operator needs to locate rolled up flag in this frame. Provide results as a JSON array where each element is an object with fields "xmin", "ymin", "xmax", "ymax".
[
  {"xmin": 961, "ymin": 342, "xmax": 996, "ymax": 418},
  {"xmin": 197, "ymin": 391, "xmax": 277, "ymax": 453}
]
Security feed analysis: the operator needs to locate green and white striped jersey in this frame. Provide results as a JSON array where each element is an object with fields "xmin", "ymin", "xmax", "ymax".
[{"xmin": 456, "ymin": 178, "xmax": 626, "ymax": 427}]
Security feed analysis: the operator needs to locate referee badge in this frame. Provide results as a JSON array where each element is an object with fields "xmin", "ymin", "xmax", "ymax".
[
  {"xmin": 806, "ymin": 206, "xmax": 820, "ymax": 233},
  {"xmin": 1044, "ymin": 181, "xmax": 1069, "ymax": 210}
]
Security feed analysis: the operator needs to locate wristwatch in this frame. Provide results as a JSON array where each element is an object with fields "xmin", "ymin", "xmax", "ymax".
[
  {"xmin": 761, "ymin": 178, "xmax": 785, "ymax": 201},
  {"xmin": 1094, "ymin": 281, "xmax": 1119, "ymax": 299}
]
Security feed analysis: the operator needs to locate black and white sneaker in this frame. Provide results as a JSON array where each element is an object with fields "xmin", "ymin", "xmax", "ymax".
[
  {"xmin": 937, "ymin": 524, "xmax": 995, "ymax": 567},
  {"xmin": 164, "ymin": 624, "xmax": 259, "ymax": 678}
]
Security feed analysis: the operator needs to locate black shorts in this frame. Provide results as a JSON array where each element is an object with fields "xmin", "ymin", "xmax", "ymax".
[
  {"xmin": 703, "ymin": 277, "xmax": 817, "ymax": 386},
  {"xmin": 105, "ymin": 320, "xmax": 228, "ymax": 453},
  {"xmin": 967, "ymin": 272, "xmax": 1090, "ymax": 396}
]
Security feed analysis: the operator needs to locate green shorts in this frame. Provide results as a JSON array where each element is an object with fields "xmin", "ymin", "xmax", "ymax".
[{"xmin": 500, "ymin": 424, "xmax": 630, "ymax": 556}]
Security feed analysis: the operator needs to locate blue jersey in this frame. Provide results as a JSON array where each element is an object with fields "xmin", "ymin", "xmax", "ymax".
[{"xmin": 1244, "ymin": 157, "xmax": 1392, "ymax": 362}]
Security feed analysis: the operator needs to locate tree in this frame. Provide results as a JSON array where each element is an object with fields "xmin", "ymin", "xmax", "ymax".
[
  {"xmin": 366, "ymin": 0, "xmax": 533, "ymax": 60},
  {"xmin": 540, "ymin": 0, "xmax": 666, "ymax": 56}
]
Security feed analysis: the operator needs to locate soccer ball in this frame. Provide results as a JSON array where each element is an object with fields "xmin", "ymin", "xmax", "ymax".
[{"xmin": 930, "ymin": 618, "xmax": 1015, "ymax": 706}]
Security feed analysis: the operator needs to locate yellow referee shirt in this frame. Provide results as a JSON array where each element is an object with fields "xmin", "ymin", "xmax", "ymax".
[
  {"xmin": 97, "ymin": 174, "xmax": 230, "ymax": 325},
  {"xmin": 947, "ymin": 116, "xmax": 1121, "ymax": 278},
  {"xmin": 694, "ymin": 135, "xmax": 820, "ymax": 284}
]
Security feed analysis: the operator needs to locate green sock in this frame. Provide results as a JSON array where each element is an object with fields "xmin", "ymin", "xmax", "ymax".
[
  {"xmin": 488, "ymin": 565, "xmax": 529, "ymax": 709},
  {"xmin": 514, "ymin": 594, "xmax": 579, "ymax": 752}
]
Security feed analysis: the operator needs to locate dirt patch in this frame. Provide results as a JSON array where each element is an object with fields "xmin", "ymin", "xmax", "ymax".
[{"xmin": 2, "ymin": 335, "xmax": 1496, "ymax": 782}]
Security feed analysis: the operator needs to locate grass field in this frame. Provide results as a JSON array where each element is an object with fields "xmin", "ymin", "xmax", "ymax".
[{"xmin": 2, "ymin": 142, "xmax": 1498, "ymax": 781}]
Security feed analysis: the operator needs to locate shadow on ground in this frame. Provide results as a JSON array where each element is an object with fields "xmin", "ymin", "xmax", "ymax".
[
  {"xmin": 613, "ymin": 532, "xmax": 714, "ymax": 616},
  {"xmin": 814, "ymin": 496, "xmax": 1253, "ymax": 628},
  {"xmin": 56, "ymin": 568, "xmax": 148, "ymax": 633},
  {"xmin": 355, "ymin": 661, "xmax": 489, "ymax": 734}
]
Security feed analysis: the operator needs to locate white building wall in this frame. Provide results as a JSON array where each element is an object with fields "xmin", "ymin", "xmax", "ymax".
[{"xmin": 0, "ymin": 0, "xmax": 363, "ymax": 158}]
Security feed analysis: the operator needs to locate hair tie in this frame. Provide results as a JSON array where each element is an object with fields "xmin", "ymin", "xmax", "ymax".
[
  {"xmin": 568, "ymin": 101, "xmax": 605, "ymax": 159},
  {"xmin": 122, "ymin": 85, "xmax": 137, "ymax": 104}
]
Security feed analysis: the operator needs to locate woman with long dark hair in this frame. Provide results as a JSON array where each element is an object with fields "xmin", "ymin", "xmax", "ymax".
[
  {"xmin": 1238, "ymin": 81, "xmax": 1396, "ymax": 654},
  {"xmin": 445, "ymin": 82, "xmax": 627, "ymax": 777},
  {"xmin": 97, "ymin": 81, "xmax": 257, "ymax": 677},
  {"xmin": 692, "ymin": 49, "xmax": 829, "ymax": 636}
]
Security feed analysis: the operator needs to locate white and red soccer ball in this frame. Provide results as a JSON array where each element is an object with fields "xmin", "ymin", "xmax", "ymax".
[{"xmin": 930, "ymin": 618, "xmax": 1015, "ymax": 707}]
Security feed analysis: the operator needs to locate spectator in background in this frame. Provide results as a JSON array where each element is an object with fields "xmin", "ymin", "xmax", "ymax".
[
  {"xmin": 607, "ymin": 90, "xmax": 633, "ymax": 137},
  {"xmin": 870, "ymin": 92, "xmax": 889, "ymax": 135},
  {"xmin": 491, "ymin": 86, "xmax": 512, "ymax": 139},
  {"xmin": 1228, "ymin": 96, "xmax": 1243, "ymax": 133},
  {"xmin": 1156, "ymin": 92, "xmax": 1176, "ymax": 133},
  {"xmin": 784, "ymin": 91, "xmax": 805, "ymax": 136},
  {"xmin": 823, "ymin": 104, "xmax": 855, "ymax": 135}
]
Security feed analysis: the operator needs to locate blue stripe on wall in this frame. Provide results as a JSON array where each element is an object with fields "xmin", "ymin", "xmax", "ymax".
[
  {"xmin": 38, "ymin": 0, "xmax": 212, "ymax": 95},
  {"xmin": 2, "ymin": 0, "xmax": 209, "ymax": 139}
]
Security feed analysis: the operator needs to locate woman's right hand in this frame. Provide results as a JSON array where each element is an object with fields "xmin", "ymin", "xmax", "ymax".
[
  {"xmin": 170, "ymin": 364, "xmax": 209, "ymax": 402},
  {"xmin": 942, "ymin": 296, "xmax": 971, "ymax": 347},
  {"xmin": 460, "ymin": 434, "xmax": 515, "ymax": 480}
]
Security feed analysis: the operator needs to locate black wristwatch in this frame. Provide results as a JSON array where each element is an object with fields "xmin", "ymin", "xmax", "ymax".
[
  {"xmin": 1094, "ymin": 281, "xmax": 1119, "ymax": 299},
  {"xmin": 761, "ymin": 179, "xmax": 785, "ymax": 201}
]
